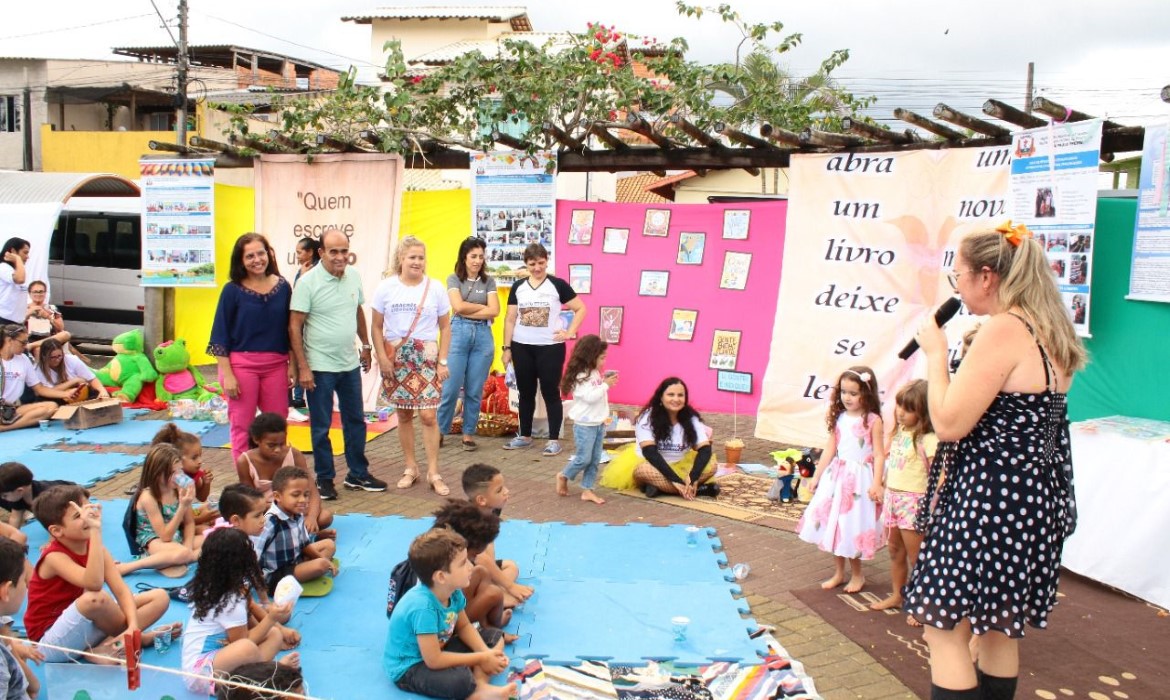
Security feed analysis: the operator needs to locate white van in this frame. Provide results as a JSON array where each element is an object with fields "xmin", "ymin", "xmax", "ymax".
[{"xmin": 47, "ymin": 197, "xmax": 144, "ymax": 342}]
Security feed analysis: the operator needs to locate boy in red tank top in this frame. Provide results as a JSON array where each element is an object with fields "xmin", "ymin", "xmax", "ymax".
[{"xmin": 23, "ymin": 485, "xmax": 175, "ymax": 662}]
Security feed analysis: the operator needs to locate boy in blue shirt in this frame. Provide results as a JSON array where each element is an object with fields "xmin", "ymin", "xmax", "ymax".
[{"xmin": 384, "ymin": 529, "xmax": 515, "ymax": 700}]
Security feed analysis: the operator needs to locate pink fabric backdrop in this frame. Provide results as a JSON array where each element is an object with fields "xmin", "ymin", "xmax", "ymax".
[{"xmin": 554, "ymin": 199, "xmax": 786, "ymax": 414}]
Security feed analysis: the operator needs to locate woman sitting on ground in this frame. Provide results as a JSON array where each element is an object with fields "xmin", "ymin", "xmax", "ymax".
[
  {"xmin": 32, "ymin": 338, "xmax": 109, "ymax": 403},
  {"xmin": 24, "ymin": 280, "xmax": 83, "ymax": 361},
  {"xmin": 598, "ymin": 376, "xmax": 719, "ymax": 500}
]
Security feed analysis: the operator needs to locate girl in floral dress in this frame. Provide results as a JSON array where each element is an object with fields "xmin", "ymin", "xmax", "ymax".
[{"xmin": 797, "ymin": 366, "xmax": 887, "ymax": 593}]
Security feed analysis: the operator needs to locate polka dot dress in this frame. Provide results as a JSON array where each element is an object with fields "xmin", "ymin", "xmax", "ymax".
[{"xmin": 905, "ymin": 324, "xmax": 1076, "ymax": 638}]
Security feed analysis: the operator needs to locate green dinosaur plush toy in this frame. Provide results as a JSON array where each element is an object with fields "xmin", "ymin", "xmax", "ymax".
[
  {"xmin": 94, "ymin": 329, "xmax": 159, "ymax": 402},
  {"xmin": 154, "ymin": 338, "xmax": 221, "ymax": 403}
]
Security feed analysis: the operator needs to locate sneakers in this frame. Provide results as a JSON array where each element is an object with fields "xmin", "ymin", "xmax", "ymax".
[
  {"xmin": 542, "ymin": 441, "xmax": 562, "ymax": 457},
  {"xmin": 697, "ymin": 483, "xmax": 721, "ymax": 498},
  {"xmin": 343, "ymin": 474, "xmax": 388, "ymax": 492},
  {"xmin": 642, "ymin": 484, "xmax": 662, "ymax": 498},
  {"xmin": 318, "ymin": 480, "xmax": 338, "ymax": 501},
  {"xmin": 502, "ymin": 436, "xmax": 534, "ymax": 450}
]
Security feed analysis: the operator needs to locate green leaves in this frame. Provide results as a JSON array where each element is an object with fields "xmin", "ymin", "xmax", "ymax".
[{"xmin": 215, "ymin": 2, "xmax": 873, "ymax": 157}]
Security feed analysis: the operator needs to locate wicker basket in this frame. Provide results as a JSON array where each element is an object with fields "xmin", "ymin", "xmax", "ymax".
[{"xmin": 450, "ymin": 413, "xmax": 518, "ymax": 437}]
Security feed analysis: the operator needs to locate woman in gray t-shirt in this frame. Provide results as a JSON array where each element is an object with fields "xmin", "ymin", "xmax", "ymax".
[{"xmin": 437, "ymin": 237, "xmax": 500, "ymax": 450}]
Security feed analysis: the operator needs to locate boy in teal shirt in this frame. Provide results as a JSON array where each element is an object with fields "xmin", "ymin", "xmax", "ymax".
[{"xmin": 383, "ymin": 529, "xmax": 514, "ymax": 700}]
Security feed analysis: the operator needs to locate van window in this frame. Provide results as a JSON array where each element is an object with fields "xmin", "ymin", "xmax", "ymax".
[
  {"xmin": 67, "ymin": 215, "xmax": 140, "ymax": 270},
  {"xmin": 49, "ymin": 215, "xmax": 65, "ymax": 261}
]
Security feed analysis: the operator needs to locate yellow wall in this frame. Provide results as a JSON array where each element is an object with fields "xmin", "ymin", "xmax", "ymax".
[
  {"xmin": 174, "ymin": 187, "xmax": 507, "ymax": 368},
  {"xmin": 40, "ymin": 124, "xmax": 172, "ymax": 179}
]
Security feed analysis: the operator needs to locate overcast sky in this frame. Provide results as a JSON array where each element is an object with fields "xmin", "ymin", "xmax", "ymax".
[{"xmin": 3, "ymin": 0, "xmax": 1168, "ymax": 125}]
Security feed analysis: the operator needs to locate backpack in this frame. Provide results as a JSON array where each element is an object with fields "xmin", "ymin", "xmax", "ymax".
[
  {"xmin": 385, "ymin": 559, "xmax": 418, "ymax": 619},
  {"xmin": 122, "ymin": 490, "xmax": 143, "ymax": 557}
]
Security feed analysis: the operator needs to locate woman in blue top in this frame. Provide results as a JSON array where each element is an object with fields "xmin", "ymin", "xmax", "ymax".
[{"xmin": 209, "ymin": 233, "xmax": 292, "ymax": 460}]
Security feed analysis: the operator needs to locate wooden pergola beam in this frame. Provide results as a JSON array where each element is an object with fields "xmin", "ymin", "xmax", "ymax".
[
  {"xmin": 933, "ymin": 103, "xmax": 1011, "ymax": 138},
  {"xmin": 625, "ymin": 113, "xmax": 674, "ymax": 149},
  {"xmin": 147, "ymin": 140, "xmax": 211, "ymax": 155},
  {"xmin": 589, "ymin": 122, "xmax": 630, "ymax": 150},
  {"xmin": 841, "ymin": 118, "xmax": 916, "ymax": 144},
  {"xmin": 491, "ymin": 131, "xmax": 531, "ymax": 151},
  {"xmin": 759, "ymin": 123, "xmax": 803, "ymax": 147},
  {"xmin": 893, "ymin": 108, "xmax": 965, "ymax": 140},
  {"xmin": 542, "ymin": 122, "xmax": 584, "ymax": 151},
  {"xmin": 801, "ymin": 128, "xmax": 866, "ymax": 148},
  {"xmin": 982, "ymin": 99, "xmax": 1045, "ymax": 129},
  {"xmin": 1030, "ymin": 97, "xmax": 1121, "ymax": 130},
  {"xmin": 1163, "ymin": 85, "xmax": 1170, "ymax": 103},
  {"xmin": 714, "ymin": 123, "xmax": 773, "ymax": 150},
  {"xmin": 667, "ymin": 115, "xmax": 724, "ymax": 149},
  {"xmin": 188, "ymin": 136, "xmax": 249, "ymax": 158}
]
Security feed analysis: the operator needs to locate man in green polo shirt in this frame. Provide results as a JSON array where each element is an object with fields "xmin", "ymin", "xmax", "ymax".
[{"xmin": 290, "ymin": 228, "xmax": 387, "ymax": 500}]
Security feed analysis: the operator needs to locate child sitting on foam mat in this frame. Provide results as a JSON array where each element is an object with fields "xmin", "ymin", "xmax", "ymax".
[
  {"xmin": 462, "ymin": 464, "xmax": 533, "ymax": 608},
  {"xmin": 254, "ymin": 466, "xmax": 337, "ymax": 597}
]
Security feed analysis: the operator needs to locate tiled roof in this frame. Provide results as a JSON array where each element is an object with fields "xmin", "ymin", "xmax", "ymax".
[
  {"xmin": 113, "ymin": 45, "xmax": 337, "ymax": 73},
  {"xmin": 343, "ymin": 6, "xmax": 531, "ymax": 30},
  {"xmin": 615, "ymin": 173, "xmax": 672, "ymax": 204},
  {"xmin": 644, "ymin": 171, "xmax": 698, "ymax": 201},
  {"xmin": 410, "ymin": 32, "xmax": 574, "ymax": 64}
]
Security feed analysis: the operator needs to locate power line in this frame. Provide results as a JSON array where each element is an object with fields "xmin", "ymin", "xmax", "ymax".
[
  {"xmin": 0, "ymin": 13, "xmax": 153, "ymax": 41},
  {"xmin": 147, "ymin": 0, "xmax": 180, "ymax": 48},
  {"xmin": 198, "ymin": 12, "xmax": 382, "ymax": 70}
]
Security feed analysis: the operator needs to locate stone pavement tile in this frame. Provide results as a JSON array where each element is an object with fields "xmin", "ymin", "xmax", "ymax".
[{"xmin": 81, "ymin": 407, "xmax": 918, "ymax": 699}]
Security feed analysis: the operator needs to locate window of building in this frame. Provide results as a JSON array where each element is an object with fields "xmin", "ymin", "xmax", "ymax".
[{"xmin": 0, "ymin": 96, "xmax": 19, "ymax": 133}]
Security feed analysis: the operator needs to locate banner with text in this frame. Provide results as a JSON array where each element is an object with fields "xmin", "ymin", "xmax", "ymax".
[
  {"xmin": 255, "ymin": 153, "xmax": 404, "ymax": 409},
  {"xmin": 1128, "ymin": 121, "xmax": 1170, "ymax": 303},
  {"xmin": 757, "ymin": 149, "xmax": 1009, "ymax": 446},
  {"xmin": 470, "ymin": 150, "xmax": 557, "ymax": 286},
  {"xmin": 1009, "ymin": 118, "xmax": 1102, "ymax": 334},
  {"xmin": 140, "ymin": 158, "xmax": 216, "ymax": 287}
]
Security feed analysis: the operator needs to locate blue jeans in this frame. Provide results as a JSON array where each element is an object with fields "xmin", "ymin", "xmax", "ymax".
[
  {"xmin": 562, "ymin": 423, "xmax": 605, "ymax": 489},
  {"xmin": 437, "ymin": 317, "xmax": 495, "ymax": 436},
  {"xmin": 306, "ymin": 368, "xmax": 369, "ymax": 483}
]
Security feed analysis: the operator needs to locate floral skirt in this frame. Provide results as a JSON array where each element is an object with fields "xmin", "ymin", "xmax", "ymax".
[
  {"xmin": 796, "ymin": 458, "xmax": 886, "ymax": 560},
  {"xmin": 381, "ymin": 338, "xmax": 442, "ymax": 410}
]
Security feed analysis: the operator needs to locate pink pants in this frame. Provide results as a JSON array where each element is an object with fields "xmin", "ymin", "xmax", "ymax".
[{"xmin": 222, "ymin": 351, "xmax": 289, "ymax": 460}]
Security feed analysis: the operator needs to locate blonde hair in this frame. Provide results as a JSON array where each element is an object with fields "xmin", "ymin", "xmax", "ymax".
[
  {"xmin": 960, "ymin": 229, "xmax": 1086, "ymax": 373},
  {"xmin": 392, "ymin": 236, "xmax": 426, "ymax": 276}
]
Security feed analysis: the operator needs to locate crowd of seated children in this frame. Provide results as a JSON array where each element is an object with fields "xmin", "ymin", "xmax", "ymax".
[
  {"xmin": 253, "ymin": 466, "xmax": 337, "ymax": 597},
  {"xmin": 383, "ymin": 528, "xmax": 515, "ymax": 700}
]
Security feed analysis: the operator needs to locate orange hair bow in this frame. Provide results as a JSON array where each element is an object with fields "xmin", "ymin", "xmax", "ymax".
[{"xmin": 995, "ymin": 220, "xmax": 1033, "ymax": 248}]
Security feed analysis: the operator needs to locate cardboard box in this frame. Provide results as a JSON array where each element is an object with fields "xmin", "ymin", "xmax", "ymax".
[{"xmin": 52, "ymin": 398, "xmax": 124, "ymax": 430}]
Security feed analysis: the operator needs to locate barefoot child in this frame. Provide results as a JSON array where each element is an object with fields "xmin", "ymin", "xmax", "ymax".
[
  {"xmin": 24, "ymin": 485, "xmax": 173, "ymax": 663},
  {"xmin": 871, "ymin": 380, "xmax": 937, "ymax": 618},
  {"xmin": 236, "ymin": 413, "xmax": 333, "ymax": 534},
  {"xmin": 254, "ymin": 466, "xmax": 337, "ymax": 596},
  {"xmin": 153, "ymin": 423, "xmax": 218, "ymax": 527},
  {"xmin": 384, "ymin": 528, "xmax": 515, "ymax": 700},
  {"xmin": 0, "ymin": 461, "xmax": 74, "ymax": 546},
  {"xmin": 118, "ymin": 444, "xmax": 200, "ymax": 575},
  {"xmin": 462, "ymin": 464, "xmax": 532, "ymax": 607},
  {"xmin": 182, "ymin": 528, "xmax": 300, "ymax": 695},
  {"xmin": 556, "ymin": 335, "xmax": 616, "ymax": 505},
  {"xmin": 796, "ymin": 366, "xmax": 887, "ymax": 594}
]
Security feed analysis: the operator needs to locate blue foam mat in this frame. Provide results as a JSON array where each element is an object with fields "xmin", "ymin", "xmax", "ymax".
[
  {"xmin": 3, "ymin": 449, "xmax": 143, "ymax": 487},
  {"xmin": 23, "ymin": 512, "xmax": 757, "ymax": 699}
]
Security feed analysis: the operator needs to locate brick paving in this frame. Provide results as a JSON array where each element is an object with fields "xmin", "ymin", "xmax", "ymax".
[{"xmin": 87, "ymin": 407, "xmax": 917, "ymax": 700}]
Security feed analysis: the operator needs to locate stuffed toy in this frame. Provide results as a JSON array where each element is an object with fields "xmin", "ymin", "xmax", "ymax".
[
  {"xmin": 154, "ymin": 339, "xmax": 221, "ymax": 402},
  {"xmin": 769, "ymin": 448, "xmax": 818, "ymax": 504},
  {"xmin": 94, "ymin": 329, "xmax": 159, "ymax": 402}
]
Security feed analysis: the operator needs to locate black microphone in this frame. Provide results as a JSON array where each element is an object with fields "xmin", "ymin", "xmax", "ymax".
[{"xmin": 898, "ymin": 297, "xmax": 963, "ymax": 360}]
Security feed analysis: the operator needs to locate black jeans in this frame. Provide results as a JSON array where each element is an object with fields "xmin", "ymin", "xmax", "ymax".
[
  {"xmin": 395, "ymin": 627, "xmax": 505, "ymax": 699},
  {"xmin": 510, "ymin": 341, "xmax": 566, "ymax": 440}
]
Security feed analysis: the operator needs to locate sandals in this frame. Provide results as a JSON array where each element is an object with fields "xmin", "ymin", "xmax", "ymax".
[
  {"xmin": 428, "ymin": 473, "xmax": 451, "ymax": 496},
  {"xmin": 397, "ymin": 469, "xmax": 419, "ymax": 489},
  {"xmin": 461, "ymin": 438, "xmax": 478, "ymax": 451}
]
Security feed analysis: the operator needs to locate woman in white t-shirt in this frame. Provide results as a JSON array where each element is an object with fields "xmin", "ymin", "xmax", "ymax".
[
  {"xmin": 0, "ymin": 238, "xmax": 31, "ymax": 327},
  {"xmin": 33, "ymin": 338, "xmax": 109, "ymax": 403},
  {"xmin": 371, "ymin": 236, "xmax": 453, "ymax": 496},
  {"xmin": 0, "ymin": 324, "xmax": 69, "ymax": 432},
  {"xmin": 598, "ymin": 376, "xmax": 719, "ymax": 500},
  {"xmin": 500, "ymin": 243, "xmax": 586, "ymax": 457}
]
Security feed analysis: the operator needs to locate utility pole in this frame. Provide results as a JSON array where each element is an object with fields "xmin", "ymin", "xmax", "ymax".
[
  {"xmin": 145, "ymin": 0, "xmax": 186, "ymax": 351},
  {"xmin": 1024, "ymin": 62, "xmax": 1034, "ymax": 114}
]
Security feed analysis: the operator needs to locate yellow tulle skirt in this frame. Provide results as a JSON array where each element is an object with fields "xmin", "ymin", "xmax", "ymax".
[{"xmin": 598, "ymin": 443, "xmax": 699, "ymax": 491}]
